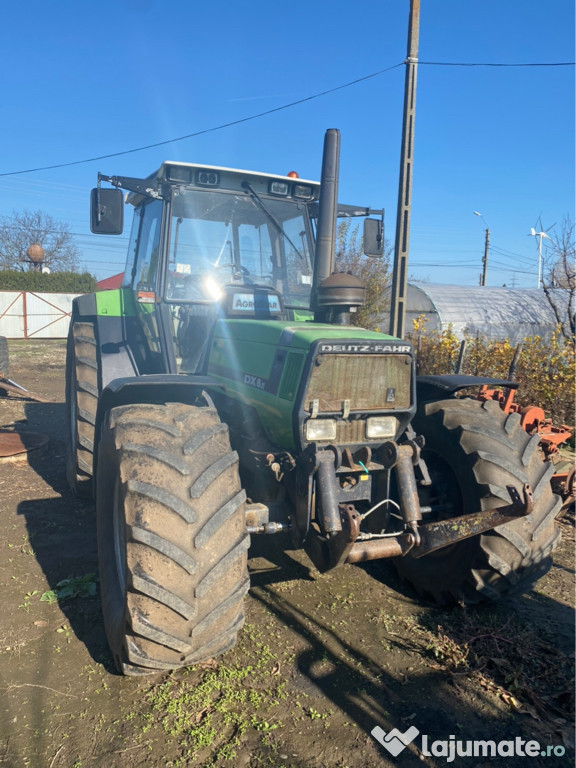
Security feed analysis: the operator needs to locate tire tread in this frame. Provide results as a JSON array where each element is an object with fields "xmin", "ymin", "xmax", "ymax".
[
  {"xmin": 97, "ymin": 402, "xmax": 249, "ymax": 675},
  {"xmin": 394, "ymin": 398, "xmax": 560, "ymax": 605}
]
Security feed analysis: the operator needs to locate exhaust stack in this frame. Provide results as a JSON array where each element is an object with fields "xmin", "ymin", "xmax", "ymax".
[
  {"xmin": 312, "ymin": 129, "xmax": 365, "ymax": 324},
  {"xmin": 312, "ymin": 129, "xmax": 340, "ymax": 320}
]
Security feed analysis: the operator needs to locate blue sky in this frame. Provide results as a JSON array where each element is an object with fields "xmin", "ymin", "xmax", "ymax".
[{"xmin": 0, "ymin": 0, "xmax": 573, "ymax": 286}]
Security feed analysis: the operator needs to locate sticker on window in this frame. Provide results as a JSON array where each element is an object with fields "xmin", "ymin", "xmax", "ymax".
[{"xmin": 232, "ymin": 293, "xmax": 281, "ymax": 313}]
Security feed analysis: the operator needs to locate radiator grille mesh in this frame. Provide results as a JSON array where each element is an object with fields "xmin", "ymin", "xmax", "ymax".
[{"xmin": 305, "ymin": 354, "xmax": 411, "ymax": 413}]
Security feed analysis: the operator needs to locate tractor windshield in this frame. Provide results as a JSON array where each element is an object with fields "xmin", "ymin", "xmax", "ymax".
[{"xmin": 166, "ymin": 189, "xmax": 314, "ymax": 309}]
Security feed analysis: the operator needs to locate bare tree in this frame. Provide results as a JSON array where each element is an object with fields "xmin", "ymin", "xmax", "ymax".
[
  {"xmin": 541, "ymin": 215, "xmax": 575, "ymax": 342},
  {"xmin": 335, "ymin": 219, "xmax": 391, "ymax": 329},
  {"xmin": 0, "ymin": 210, "xmax": 79, "ymax": 272}
]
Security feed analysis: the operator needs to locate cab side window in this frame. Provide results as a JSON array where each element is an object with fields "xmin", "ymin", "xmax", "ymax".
[
  {"xmin": 123, "ymin": 206, "xmax": 141, "ymax": 285},
  {"xmin": 134, "ymin": 200, "xmax": 163, "ymax": 292}
]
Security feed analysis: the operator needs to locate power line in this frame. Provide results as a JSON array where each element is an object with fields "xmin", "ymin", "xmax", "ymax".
[
  {"xmin": 0, "ymin": 58, "xmax": 572, "ymax": 179},
  {"xmin": 77, "ymin": 259, "xmax": 125, "ymax": 265},
  {"xmin": 490, "ymin": 245, "xmax": 534, "ymax": 265},
  {"xmin": 420, "ymin": 60, "xmax": 574, "ymax": 67},
  {"xmin": 410, "ymin": 262, "xmax": 482, "ymax": 268},
  {"xmin": 490, "ymin": 241, "xmax": 534, "ymax": 258},
  {"xmin": 491, "ymin": 261, "xmax": 535, "ymax": 275},
  {"xmin": 0, "ymin": 63, "xmax": 405, "ymax": 178}
]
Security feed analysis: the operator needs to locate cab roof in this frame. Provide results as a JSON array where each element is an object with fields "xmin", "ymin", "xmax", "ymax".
[
  {"xmin": 125, "ymin": 161, "xmax": 320, "ymax": 207},
  {"xmin": 153, "ymin": 161, "xmax": 319, "ymax": 189}
]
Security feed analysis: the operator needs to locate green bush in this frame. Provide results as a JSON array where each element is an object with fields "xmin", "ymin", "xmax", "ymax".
[
  {"xmin": 0, "ymin": 270, "xmax": 97, "ymax": 293},
  {"xmin": 408, "ymin": 316, "xmax": 575, "ymax": 426}
]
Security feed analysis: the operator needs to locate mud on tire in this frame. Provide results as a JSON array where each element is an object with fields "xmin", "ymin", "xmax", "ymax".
[
  {"xmin": 96, "ymin": 401, "xmax": 250, "ymax": 675},
  {"xmin": 66, "ymin": 321, "xmax": 99, "ymax": 497},
  {"xmin": 394, "ymin": 398, "xmax": 561, "ymax": 604}
]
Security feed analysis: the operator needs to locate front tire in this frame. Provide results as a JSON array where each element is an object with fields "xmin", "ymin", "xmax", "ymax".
[
  {"xmin": 65, "ymin": 321, "xmax": 99, "ymax": 497},
  {"xmin": 0, "ymin": 336, "xmax": 9, "ymax": 377},
  {"xmin": 96, "ymin": 402, "xmax": 250, "ymax": 675},
  {"xmin": 394, "ymin": 398, "xmax": 561, "ymax": 604}
]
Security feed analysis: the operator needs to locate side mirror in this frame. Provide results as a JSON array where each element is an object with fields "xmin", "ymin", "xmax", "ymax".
[
  {"xmin": 363, "ymin": 217, "xmax": 384, "ymax": 257},
  {"xmin": 90, "ymin": 188, "xmax": 124, "ymax": 235}
]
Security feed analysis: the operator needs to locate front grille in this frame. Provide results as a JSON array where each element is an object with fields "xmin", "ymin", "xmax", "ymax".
[
  {"xmin": 335, "ymin": 419, "xmax": 366, "ymax": 443},
  {"xmin": 304, "ymin": 353, "xmax": 412, "ymax": 413}
]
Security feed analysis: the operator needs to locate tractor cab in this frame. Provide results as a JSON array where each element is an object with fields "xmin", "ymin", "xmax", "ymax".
[{"xmin": 91, "ymin": 161, "xmax": 383, "ymax": 375}]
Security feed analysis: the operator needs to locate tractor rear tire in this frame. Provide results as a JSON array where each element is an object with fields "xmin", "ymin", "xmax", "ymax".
[
  {"xmin": 96, "ymin": 401, "xmax": 250, "ymax": 675},
  {"xmin": 0, "ymin": 336, "xmax": 9, "ymax": 377},
  {"xmin": 393, "ymin": 398, "xmax": 561, "ymax": 605},
  {"xmin": 65, "ymin": 321, "xmax": 99, "ymax": 498}
]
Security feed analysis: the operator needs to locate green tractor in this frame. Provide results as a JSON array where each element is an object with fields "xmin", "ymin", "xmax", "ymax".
[{"xmin": 66, "ymin": 129, "xmax": 560, "ymax": 675}]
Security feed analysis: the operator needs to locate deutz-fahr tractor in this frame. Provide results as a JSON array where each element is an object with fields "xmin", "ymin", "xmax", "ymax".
[{"xmin": 66, "ymin": 129, "xmax": 560, "ymax": 675}]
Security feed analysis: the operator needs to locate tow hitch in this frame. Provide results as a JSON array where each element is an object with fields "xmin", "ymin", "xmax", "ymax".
[
  {"xmin": 304, "ymin": 442, "xmax": 534, "ymax": 572},
  {"xmin": 345, "ymin": 483, "xmax": 533, "ymax": 564}
]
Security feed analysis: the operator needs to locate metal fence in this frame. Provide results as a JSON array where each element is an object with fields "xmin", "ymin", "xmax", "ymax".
[{"xmin": 0, "ymin": 291, "xmax": 82, "ymax": 338}]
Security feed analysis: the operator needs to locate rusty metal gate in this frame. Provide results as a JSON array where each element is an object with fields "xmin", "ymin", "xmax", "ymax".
[{"xmin": 0, "ymin": 291, "xmax": 82, "ymax": 338}]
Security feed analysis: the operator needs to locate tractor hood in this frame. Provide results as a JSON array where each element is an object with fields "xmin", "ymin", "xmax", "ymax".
[{"xmin": 205, "ymin": 319, "xmax": 415, "ymax": 451}]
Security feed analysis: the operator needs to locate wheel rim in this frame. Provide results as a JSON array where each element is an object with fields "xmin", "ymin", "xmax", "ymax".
[
  {"xmin": 413, "ymin": 450, "xmax": 467, "ymax": 561},
  {"xmin": 419, "ymin": 451, "xmax": 463, "ymax": 520},
  {"xmin": 112, "ymin": 477, "xmax": 127, "ymax": 596},
  {"xmin": 394, "ymin": 447, "xmax": 478, "ymax": 599}
]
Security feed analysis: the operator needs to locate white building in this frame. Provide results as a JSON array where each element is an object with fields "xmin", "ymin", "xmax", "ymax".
[{"xmin": 386, "ymin": 283, "xmax": 572, "ymax": 344}]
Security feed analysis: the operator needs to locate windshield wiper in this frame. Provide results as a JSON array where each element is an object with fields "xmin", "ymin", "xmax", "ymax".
[{"xmin": 242, "ymin": 182, "xmax": 306, "ymax": 261}]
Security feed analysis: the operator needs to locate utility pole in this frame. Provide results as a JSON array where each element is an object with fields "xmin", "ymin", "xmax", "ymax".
[
  {"xmin": 473, "ymin": 211, "xmax": 490, "ymax": 286},
  {"xmin": 481, "ymin": 226, "xmax": 489, "ymax": 286},
  {"xmin": 389, "ymin": 0, "xmax": 420, "ymax": 339}
]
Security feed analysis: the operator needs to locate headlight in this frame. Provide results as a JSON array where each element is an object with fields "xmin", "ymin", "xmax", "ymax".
[
  {"xmin": 292, "ymin": 183, "xmax": 314, "ymax": 200},
  {"xmin": 366, "ymin": 416, "xmax": 398, "ymax": 439},
  {"xmin": 305, "ymin": 419, "xmax": 337, "ymax": 442},
  {"xmin": 269, "ymin": 180, "xmax": 290, "ymax": 196}
]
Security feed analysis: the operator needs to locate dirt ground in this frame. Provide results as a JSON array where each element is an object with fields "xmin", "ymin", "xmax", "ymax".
[{"xmin": 0, "ymin": 339, "xmax": 574, "ymax": 768}]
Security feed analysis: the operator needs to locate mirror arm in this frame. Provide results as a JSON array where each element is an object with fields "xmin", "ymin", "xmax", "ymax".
[
  {"xmin": 97, "ymin": 172, "xmax": 166, "ymax": 200},
  {"xmin": 95, "ymin": 176, "xmax": 102, "ymax": 226}
]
